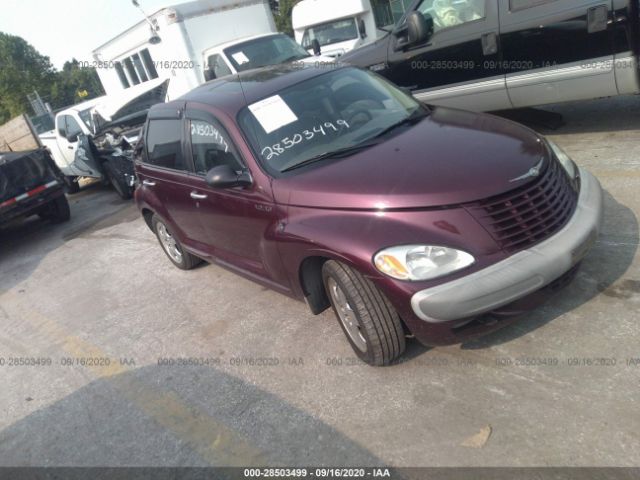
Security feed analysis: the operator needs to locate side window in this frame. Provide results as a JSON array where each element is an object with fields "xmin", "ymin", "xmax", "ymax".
[
  {"xmin": 207, "ymin": 54, "xmax": 232, "ymax": 78},
  {"xmin": 65, "ymin": 116, "xmax": 83, "ymax": 138},
  {"xmin": 189, "ymin": 119, "xmax": 242, "ymax": 175},
  {"xmin": 56, "ymin": 116, "xmax": 67, "ymax": 137},
  {"xmin": 417, "ymin": 0, "xmax": 485, "ymax": 32},
  {"xmin": 146, "ymin": 119, "xmax": 186, "ymax": 170}
]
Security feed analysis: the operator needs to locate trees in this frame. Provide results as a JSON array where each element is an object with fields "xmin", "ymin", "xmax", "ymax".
[
  {"xmin": 0, "ymin": 32, "xmax": 56, "ymax": 124},
  {"xmin": 0, "ymin": 32, "xmax": 104, "ymax": 125},
  {"xmin": 49, "ymin": 59, "xmax": 104, "ymax": 109},
  {"xmin": 270, "ymin": 0, "xmax": 300, "ymax": 37}
]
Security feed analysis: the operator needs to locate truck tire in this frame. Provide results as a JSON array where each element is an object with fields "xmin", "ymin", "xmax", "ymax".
[
  {"xmin": 152, "ymin": 215, "xmax": 202, "ymax": 270},
  {"xmin": 104, "ymin": 163, "xmax": 132, "ymax": 200},
  {"xmin": 40, "ymin": 195, "xmax": 71, "ymax": 223},
  {"xmin": 322, "ymin": 260, "xmax": 406, "ymax": 366},
  {"xmin": 64, "ymin": 176, "xmax": 80, "ymax": 194}
]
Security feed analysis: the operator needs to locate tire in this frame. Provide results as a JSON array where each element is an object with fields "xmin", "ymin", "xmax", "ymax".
[
  {"xmin": 63, "ymin": 176, "xmax": 80, "ymax": 194},
  {"xmin": 40, "ymin": 195, "xmax": 71, "ymax": 223},
  {"xmin": 322, "ymin": 260, "xmax": 406, "ymax": 366},
  {"xmin": 103, "ymin": 162, "xmax": 132, "ymax": 200},
  {"xmin": 151, "ymin": 215, "xmax": 201, "ymax": 270}
]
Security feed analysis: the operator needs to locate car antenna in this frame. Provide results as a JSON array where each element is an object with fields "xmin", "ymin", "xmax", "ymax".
[{"xmin": 236, "ymin": 74, "xmax": 262, "ymax": 172}]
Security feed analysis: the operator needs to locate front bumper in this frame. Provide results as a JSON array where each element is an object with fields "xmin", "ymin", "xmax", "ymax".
[{"xmin": 411, "ymin": 166, "xmax": 603, "ymax": 323}]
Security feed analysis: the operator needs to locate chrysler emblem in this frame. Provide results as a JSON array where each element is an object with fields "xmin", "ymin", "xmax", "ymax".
[{"xmin": 510, "ymin": 158, "xmax": 544, "ymax": 182}]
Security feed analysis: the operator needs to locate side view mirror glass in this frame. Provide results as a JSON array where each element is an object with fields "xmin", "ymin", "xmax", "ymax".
[
  {"xmin": 205, "ymin": 164, "xmax": 252, "ymax": 189},
  {"xmin": 358, "ymin": 18, "xmax": 367, "ymax": 39},
  {"xmin": 311, "ymin": 39, "xmax": 321, "ymax": 56},
  {"xmin": 394, "ymin": 11, "xmax": 433, "ymax": 51},
  {"xmin": 204, "ymin": 69, "xmax": 216, "ymax": 82}
]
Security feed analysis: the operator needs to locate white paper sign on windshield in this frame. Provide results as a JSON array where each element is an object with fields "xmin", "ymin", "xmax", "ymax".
[
  {"xmin": 231, "ymin": 51, "xmax": 250, "ymax": 64},
  {"xmin": 248, "ymin": 95, "xmax": 298, "ymax": 134}
]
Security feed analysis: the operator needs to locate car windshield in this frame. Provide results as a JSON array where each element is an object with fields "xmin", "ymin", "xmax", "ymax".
[
  {"xmin": 238, "ymin": 67, "xmax": 427, "ymax": 174},
  {"xmin": 301, "ymin": 18, "xmax": 359, "ymax": 49},
  {"xmin": 224, "ymin": 34, "xmax": 310, "ymax": 73}
]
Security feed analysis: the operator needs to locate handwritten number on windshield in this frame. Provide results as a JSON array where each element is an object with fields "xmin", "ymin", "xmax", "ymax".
[{"xmin": 261, "ymin": 119, "xmax": 350, "ymax": 160}]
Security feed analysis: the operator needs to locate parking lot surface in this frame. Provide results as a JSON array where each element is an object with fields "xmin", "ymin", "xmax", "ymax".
[{"xmin": 0, "ymin": 96, "xmax": 639, "ymax": 467}]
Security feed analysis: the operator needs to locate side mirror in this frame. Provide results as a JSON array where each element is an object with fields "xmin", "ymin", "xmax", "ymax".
[
  {"xmin": 311, "ymin": 39, "xmax": 321, "ymax": 56},
  {"xmin": 204, "ymin": 68, "xmax": 216, "ymax": 82},
  {"xmin": 205, "ymin": 164, "xmax": 252, "ymax": 189},
  {"xmin": 407, "ymin": 11, "xmax": 433, "ymax": 45},
  {"xmin": 66, "ymin": 133, "xmax": 79, "ymax": 143},
  {"xmin": 358, "ymin": 18, "xmax": 367, "ymax": 39}
]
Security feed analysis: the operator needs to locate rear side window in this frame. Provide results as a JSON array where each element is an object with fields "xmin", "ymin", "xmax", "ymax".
[
  {"xmin": 146, "ymin": 119, "xmax": 186, "ymax": 170},
  {"xmin": 189, "ymin": 119, "xmax": 242, "ymax": 175}
]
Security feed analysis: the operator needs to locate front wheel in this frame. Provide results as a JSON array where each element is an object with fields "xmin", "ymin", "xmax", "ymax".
[
  {"xmin": 63, "ymin": 176, "xmax": 80, "ymax": 194},
  {"xmin": 104, "ymin": 163, "xmax": 132, "ymax": 200},
  {"xmin": 322, "ymin": 260, "xmax": 406, "ymax": 366},
  {"xmin": 152, "ymin": 215, "xmax": 201, "ymax": 270}
]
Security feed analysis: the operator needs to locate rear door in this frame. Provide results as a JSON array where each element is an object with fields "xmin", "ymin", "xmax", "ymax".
[
  {"xmin": 500, "ymin": 0, "xmax": 617, "ymax": 107},
  {"xmin": 385, "ymin": 0, "xmax": 511, "ymax": 110},
  {"xmin": 136, "ymin": 105, "xmax": 208, "ymax": 248}
]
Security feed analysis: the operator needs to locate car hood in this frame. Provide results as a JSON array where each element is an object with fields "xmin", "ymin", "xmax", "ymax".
[{"xmin": 272, "ymin": 107, "xmax": 548, "ymax": 209}]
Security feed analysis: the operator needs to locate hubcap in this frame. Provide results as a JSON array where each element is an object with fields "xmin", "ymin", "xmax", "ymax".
[
  {"xmin": 157, "ymin": 222, "xmax": 183, "ymax": 264},
  {"xmin": 327, "ymin": 278, "xmax": 367, "ymax": 352}
]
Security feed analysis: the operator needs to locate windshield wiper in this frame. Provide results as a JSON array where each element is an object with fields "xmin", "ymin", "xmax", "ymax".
[
  {"xmin": 281, "ymin": 141, "xmax": 378, "ymax": 173},
  {"xmin": 369, "ymin": 109, "xmax": 429, "ymax": 140}
]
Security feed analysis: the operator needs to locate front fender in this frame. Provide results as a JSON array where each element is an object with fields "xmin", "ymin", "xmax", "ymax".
[{"xmin": 278, "ymin": 205, "xmax": 506, "ymax": 315}]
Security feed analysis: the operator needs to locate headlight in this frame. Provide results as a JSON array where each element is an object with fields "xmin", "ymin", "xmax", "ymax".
[
  {"xmin": 374, "ymin": 245, "xmax": 475, "ymax": 281},
  {"xmin": 547, "ymin": 139, "xmax": 577, "ymax": 180}
]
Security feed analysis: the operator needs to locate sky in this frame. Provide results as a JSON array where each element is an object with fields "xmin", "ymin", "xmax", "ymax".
[{"xmin": 0, "ymin": 0, "xmax": 191, "ymax": 69}]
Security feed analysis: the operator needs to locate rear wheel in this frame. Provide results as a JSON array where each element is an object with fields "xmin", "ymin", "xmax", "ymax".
[
  {"xmin": 152, "ymin": 215, "xmax": 201, "ymax": 270},
  {"xmin": 104, "ymin": 163, "xmax": 132, "ymax": 200},
  {"xmin": 39, "ymin": 195, "xmax": 71, "ymax": 223},
  {"xmin": 322, "ymin": 260, "xmax": 406, "ymax": 366}
]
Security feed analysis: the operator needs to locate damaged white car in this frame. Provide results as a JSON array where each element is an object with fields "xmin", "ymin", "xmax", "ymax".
[{"xmin": 39, "ymin": 78, "xmax": 168, "ymax": 199}]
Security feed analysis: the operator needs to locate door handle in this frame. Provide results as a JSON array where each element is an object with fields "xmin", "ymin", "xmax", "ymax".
[
  {"xmin": 481, "ymin": 32, "xmax": 498, "ymax": 56},
  {"xmin": 68, "ymin": 146, "xmax": 74, "ymax": 149},
  {"xmin": 587, "ymin": 5, "xmax": 608, "ymax": 33},
  {"xmin": 142, "ymin": 179, "xmax": 156, "ymax": 186},
  {"xmin": 190, "ymin": 191, "xmax": 208, "ymax": 200}
]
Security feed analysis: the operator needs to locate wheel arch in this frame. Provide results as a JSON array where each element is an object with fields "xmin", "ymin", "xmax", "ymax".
[
  {"xmin": 141, "ymin": 208, "xmax": 155, "ymax": 231},
  {"xmin": 298, "ymin": 255, "xmax": 331, "ymax": 315}
]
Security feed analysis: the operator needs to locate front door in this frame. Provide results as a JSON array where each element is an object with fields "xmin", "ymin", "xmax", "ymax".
[
  {"xmin": 57, "ymin": 115, "xmax": 81, "ymax": 166},
  {"xmin": 184, "ymin": 109, "xmax": 284, "ymax": 285},
  {"xmin": 499, "ymin": 0, "xmax": 617, "ymax": 107},
  {"xmin": 385, "ymin": 0, "xmax": 511, "ymax": 110}
]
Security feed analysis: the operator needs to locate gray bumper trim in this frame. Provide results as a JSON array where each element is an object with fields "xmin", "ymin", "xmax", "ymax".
[{"xmin": 411, "ymin": 167, "xmax": 603, "ymax": 323}]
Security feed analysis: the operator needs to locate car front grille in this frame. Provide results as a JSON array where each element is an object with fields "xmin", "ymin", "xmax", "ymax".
[{"xmin": 466, "ymin": 156, "xmax": 579, "ymax": 254}]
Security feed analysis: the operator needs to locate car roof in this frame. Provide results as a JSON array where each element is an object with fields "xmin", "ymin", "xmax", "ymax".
[{"xmin": 155, "ymin": 62, "xmax": 348, "ymax": 119}]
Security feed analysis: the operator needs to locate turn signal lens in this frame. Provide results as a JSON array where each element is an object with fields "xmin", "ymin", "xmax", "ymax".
[
  {"xmin": 374, "ymin": 245, "xmax": 475, "ymax": 281},
  {"xmin": 374, "ymin": 254, "xmax": 411, "ymax": 280}
]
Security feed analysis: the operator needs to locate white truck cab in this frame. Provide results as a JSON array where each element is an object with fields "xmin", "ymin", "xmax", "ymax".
[
  {"xmin": 40, "ymin": 98, "xmax": 105, "ymax": 177},
  {"xmin": 202, "ymin": 33, "xmax": 320, "ymax": 81},
  {"xmin": 292, "ymin": 0, "xmax": 411, "ymax": 57}
]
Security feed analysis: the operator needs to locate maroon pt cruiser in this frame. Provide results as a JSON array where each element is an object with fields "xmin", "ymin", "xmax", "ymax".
[{"xmin": 134, "ymin": 64, "xmax": 603, "ymax": 366}]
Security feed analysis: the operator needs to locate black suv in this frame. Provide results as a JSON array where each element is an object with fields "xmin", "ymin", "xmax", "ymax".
[{"xmin": 0, "ymin": 149, "xmax": 70, "ymax": 227}]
